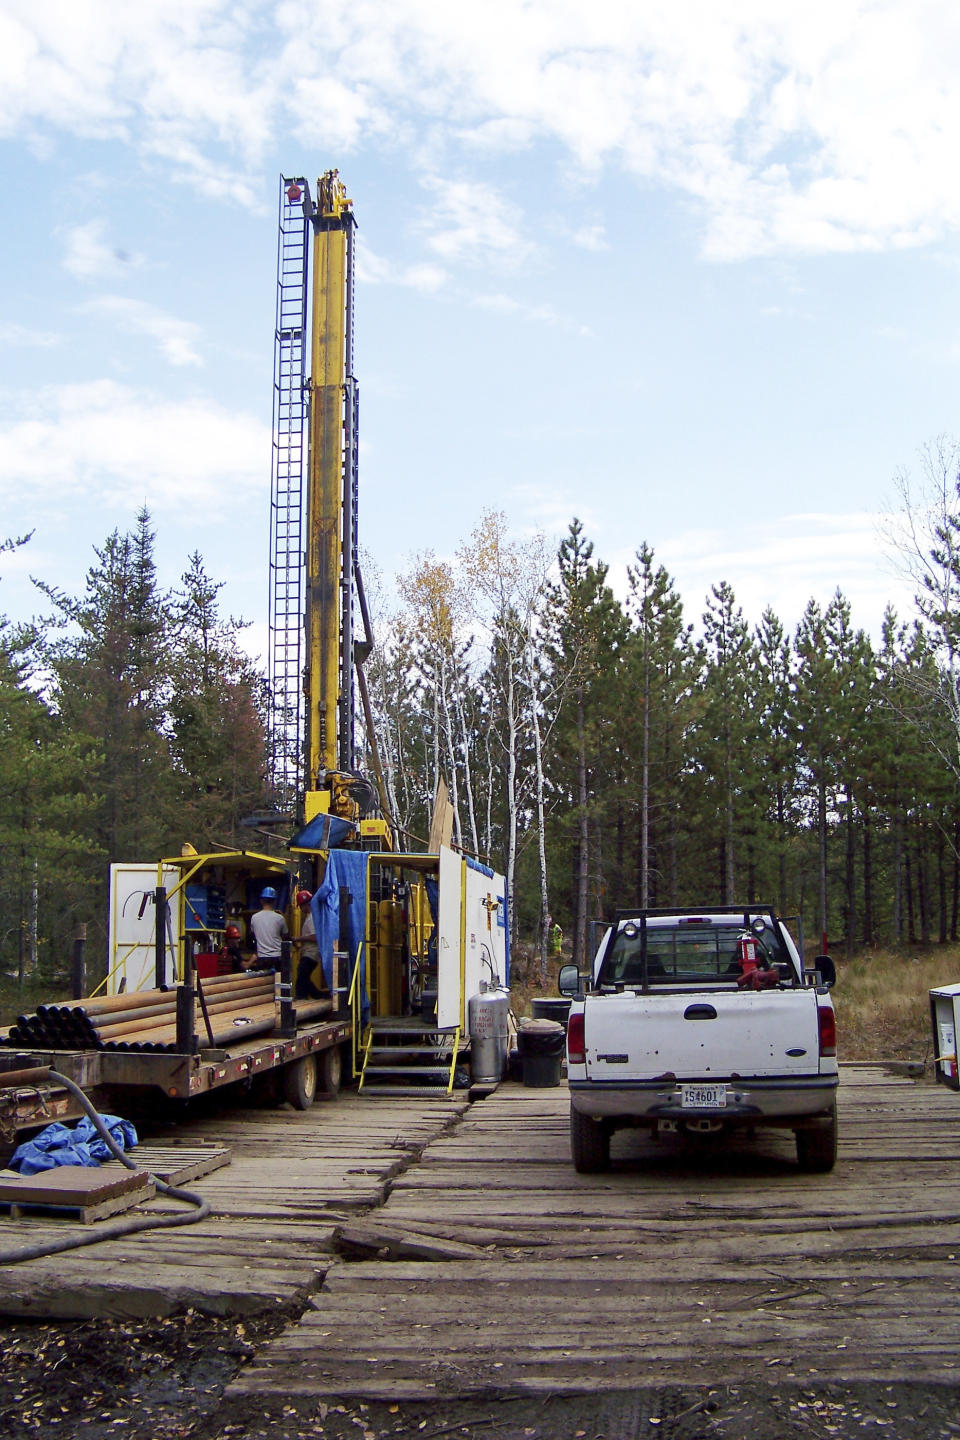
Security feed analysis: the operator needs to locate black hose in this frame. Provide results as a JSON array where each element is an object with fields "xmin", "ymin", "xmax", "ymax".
[{"xmin": 0, "ymin": 1069, "xmax": 211, "ymax": 1265}]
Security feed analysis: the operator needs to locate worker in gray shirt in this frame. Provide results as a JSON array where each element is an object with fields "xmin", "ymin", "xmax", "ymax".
[
  {"xmin": 295, "ymin": 888, "xmax": 324, "ymax": 998},
  {"xmin": 248, "ymin": 887, "xmax": 288, "ymax": 968}
]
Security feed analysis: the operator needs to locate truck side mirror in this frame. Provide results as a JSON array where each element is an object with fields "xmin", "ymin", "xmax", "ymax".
[
  {"xmin": 814, "ymin": 955, "xmax": 836, "ymax": 989},
  {"xmin": 558, "ymin": 963, "xmax": 581, "ymax": 997}
]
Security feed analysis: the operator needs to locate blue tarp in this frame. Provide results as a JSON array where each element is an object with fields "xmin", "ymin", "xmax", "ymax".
[
  {"xmin": 10, "ymin": 1114, "xmax": 138, "ymax": 1176},
  {"xmin": 311, "ymin": 848, "xmax": 370, "ymax": 1024},
  {"xmin": 289, "ymin": 814, "xmax": 357, "ymax": 851}
]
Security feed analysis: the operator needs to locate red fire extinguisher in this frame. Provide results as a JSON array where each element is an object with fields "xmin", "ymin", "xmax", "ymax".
[{"xmin": 738, "ymin": 933, "xmax": 759, "ymax": 975}]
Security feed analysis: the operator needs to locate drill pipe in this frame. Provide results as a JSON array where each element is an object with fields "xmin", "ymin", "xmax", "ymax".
[
  {"xmin": 92, "ymin": 989, "xmax": 275, "ymax": 1041},
  {"xmin": 100, "ymin": 1002, "xmax": 278, "ymax": 1049},
  {"xmin": 85, "ymin": 981, "xmax": 273, "ymax": 1031}
]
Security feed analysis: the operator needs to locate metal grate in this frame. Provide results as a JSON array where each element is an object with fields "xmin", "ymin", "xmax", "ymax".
[{"xmin": 267, "ymin": 176, "xmax": 311, "ymax": 814}]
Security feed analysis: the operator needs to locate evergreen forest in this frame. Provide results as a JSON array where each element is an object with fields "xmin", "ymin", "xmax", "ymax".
[{"xmin": 3, "ymin": 456, "xmax": 960, "ymax": 985}]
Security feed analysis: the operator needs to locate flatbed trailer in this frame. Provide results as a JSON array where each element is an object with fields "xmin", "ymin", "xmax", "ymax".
[{"xmin": 0, "ymin": 1012, "xmax": 351, "ymax": 1149}]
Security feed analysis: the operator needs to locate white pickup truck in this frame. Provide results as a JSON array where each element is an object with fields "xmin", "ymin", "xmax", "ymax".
[{"xmin": 558, "ymin": 906, "xmax": 838, "ymax": 1174}]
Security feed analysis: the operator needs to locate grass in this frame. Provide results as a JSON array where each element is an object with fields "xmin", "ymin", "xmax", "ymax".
[
  {"xmin": 4, "ymin": 945, "xmax": 960, "ymax": 1069},
  {"xmin": 0, "ymin": 971, "xmax": 71, "ymax": 1029},
  {"xmin": 832, "ymin": 946, "xmax": 960, "ymax": 1065},
  {"xmin": 510, "ymin": 941, "xmax": 960, "ymax": 1068}
]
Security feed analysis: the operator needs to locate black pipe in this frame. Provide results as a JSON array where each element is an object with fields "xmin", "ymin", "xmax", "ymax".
[
  {"xmin": 278, "ymin": 937, "xmax": 296, "ymax": 1036},
  {"xmin": 195, "ymin": 969, "xmax": 215, "ymax": 1047},
  {"xmin": 154, "ymin": 886, "xmax": 168, "ymax": 991},
  {"xmin": 175, "ymin": 939, "xmax": 197, "ymax": 1054},
  {"xmin": 72, "ymin": 923, "xmax": 87, "ymax": 1000}
]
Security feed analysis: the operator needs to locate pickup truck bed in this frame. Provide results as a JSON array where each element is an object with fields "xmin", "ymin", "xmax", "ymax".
[{"xmin": 560, "ymin": 906, "xmax": 838, "ymax": 1174}]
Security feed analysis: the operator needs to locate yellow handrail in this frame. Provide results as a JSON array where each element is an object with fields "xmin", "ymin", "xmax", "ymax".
[
  {"xmin": 347, "ymin": 941, "xmax": 364, "ymax": 1078},
  {"xmin": 446, "ymin": 1026, "xmax": 461, "ymax": 1094},
  {"xmin": 357, "ymin": 1027, "xmax": 374, "ymax": 1090}
]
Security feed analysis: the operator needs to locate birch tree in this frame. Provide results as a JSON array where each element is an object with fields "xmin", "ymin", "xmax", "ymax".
[
  {"xmin": 397, "ymin": 553, "xmax": 478, "ymax": 851},
  {"xmin": 458, "ymin": 511, "xmax": 551, "ymax": 943}
]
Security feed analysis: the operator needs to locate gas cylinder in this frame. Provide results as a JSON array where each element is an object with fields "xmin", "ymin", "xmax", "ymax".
[{"xmin": 468, "ymin": 984, "xmax": 510, "ymax": 1084}]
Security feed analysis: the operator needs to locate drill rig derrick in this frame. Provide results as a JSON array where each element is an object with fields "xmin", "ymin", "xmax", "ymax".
[
  {"xmin": 268, "ymin": 171, "xmax": 390, "ymax": 845},
  {"xmin": 265, "ymin": 173, "xmax": 510, "ymax": 1076}
]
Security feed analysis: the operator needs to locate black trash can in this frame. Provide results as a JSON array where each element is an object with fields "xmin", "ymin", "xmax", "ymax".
[
  {"xmin": 531, "ymin": 997, "xmax": 572, "ymax": 1032},
  {"xmin": 517, "ymin": 1018, "xmax": 565, "ymax": 1088}
]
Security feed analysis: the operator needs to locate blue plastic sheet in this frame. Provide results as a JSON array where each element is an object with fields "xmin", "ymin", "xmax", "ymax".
[
  {"xmin": 10, "ymin": 1113, "xmax": 138, "ymax": 1176},
  {"xmin": 289, "ymin": 814, "xmax": 357, "ymax": 851},
  {"xmin": 311, "ymin": 848, "xmax": 370, "ymax": 1024}
]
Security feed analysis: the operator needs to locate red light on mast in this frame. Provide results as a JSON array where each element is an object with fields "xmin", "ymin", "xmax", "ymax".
[{"xmin": 286, "ymin": 183, "xmax": 302, "ymax": 203}]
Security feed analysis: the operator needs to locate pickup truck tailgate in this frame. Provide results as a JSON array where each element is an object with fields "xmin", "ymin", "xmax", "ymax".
[{"xmin": 584, "ymin": 989, "xmax": 822, "ymax": 1081}]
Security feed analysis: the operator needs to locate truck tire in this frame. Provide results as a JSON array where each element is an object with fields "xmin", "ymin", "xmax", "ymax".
[
  {"xmin": 570, "ymin": 1105, "xmax": 610, "ymax": 1173},
  {"xmin": 284, "ymin": 1053, "xmax": 318, "ymax": 1110},
  {"xmin": 795, "ymin": 1104, "xmax": 838, "ymax": 1173},
  {"xmin": 317, "ymin": 1043, "xmax": 343, "ymax": 1098}
]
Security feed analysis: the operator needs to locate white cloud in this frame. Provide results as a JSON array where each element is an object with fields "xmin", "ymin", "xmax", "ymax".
[
  {"xmin": 0, "ymin": 379, "xmax": 269, "ymax": 514},
  {"xmin": 357, "ymin": 242, "xmax": 448, "ymax": 293},
  {"xmin": 3, "ymin": 3, "xmax": 960, "ymax": 257},
  {"xmin": 470, "ymin": 292, "xmax": 591, "ymax": 335},
  {"xmin": 419, "ymin": 175, "xmax": 534, "ymax": 267},
  {"xmin": 603, "ymin": 511, "xmax": 917, "ymax": 640},
  {"xmin": 62, "ymin": 220, "xmax": 143, "ymax": 281},
  {"xmin": 0, "ymin": 322, "xmax": 60, "ymax": 348},
  {"xmin": 79, "ymin": 296, "xmax": 203, "ymax": 367},
  {"xmin": 571, "ymin": 225, "xmax": 608, "ymax": 252}
]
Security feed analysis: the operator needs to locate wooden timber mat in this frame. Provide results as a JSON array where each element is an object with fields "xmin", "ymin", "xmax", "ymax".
[
  {"xmin": 231, "ymin": 1066, "xmax": 960, "ymax": 1401},
  {"xmin": 0, "ymin": 1093, "xmax": 467, "ymax": 1319}
]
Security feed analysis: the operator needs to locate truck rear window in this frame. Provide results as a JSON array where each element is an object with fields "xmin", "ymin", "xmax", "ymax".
[{"xmin": 598, "ymin": 924, "xmax": 791, "ymax": 987}]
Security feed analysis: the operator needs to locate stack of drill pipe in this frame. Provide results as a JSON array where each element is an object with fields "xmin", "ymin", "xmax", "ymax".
[{"xmin": 6, "ymin": 972, "xmax": 278, "ymax": 1052}]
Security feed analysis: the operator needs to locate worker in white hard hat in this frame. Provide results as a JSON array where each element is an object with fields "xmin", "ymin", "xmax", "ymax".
[{"xmin": 247, "ymin": 886, "xmax": 288, "ymax": 969}]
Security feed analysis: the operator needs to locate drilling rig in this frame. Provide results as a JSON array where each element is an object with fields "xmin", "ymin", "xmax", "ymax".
[
  {"xmin": 262, "ymin": 171, "xmax": 511, "ymax": 1091},
  {"xmin": 267, "ymin": 171, "xmax": 389, "ymax": 846},
  {"xmin": 0, "ymin": 172, "xmax": 511, "ymax": 1135},
  {"xmin": 30, "ymin": 173, "xmax": 512, "ymax": 1112}
]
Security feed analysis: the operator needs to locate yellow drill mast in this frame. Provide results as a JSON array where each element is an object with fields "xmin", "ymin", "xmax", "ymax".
[
  {"xmin": 305, "ymin": 170, "xmax": 356, "ymax": 817},
  {"xmin": 268, "ymin": 171, "xmax": 390, "ymax": 843}
]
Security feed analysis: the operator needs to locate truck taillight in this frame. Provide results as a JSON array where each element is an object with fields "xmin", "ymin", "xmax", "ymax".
[
  {"xmin": 818, "ymin": 1005, "xmax": 837, "ymax": 1058},
  {"xmin": 567, "ymin": 1012, "xmax": 586, "ymax": 1065}
]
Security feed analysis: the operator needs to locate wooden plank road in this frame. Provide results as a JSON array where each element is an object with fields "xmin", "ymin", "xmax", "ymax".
[
  {"xmin": 232, "ymin": 1065, "xmax": 960, "ymax": 1399},
  {"xmin": 0, "ymin": 1093, "xmax": 466, "ymax": 1318}
]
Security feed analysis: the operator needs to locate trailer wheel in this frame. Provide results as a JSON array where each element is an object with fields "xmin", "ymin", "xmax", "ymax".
[
  {"xmin": 284, "ymin": 1054, "xmax": 318, "ymax": 1110},
  {"xmin": 795, "ymin": 1104, "xmax": 838, "ymax": 1173},
  {"xmin": 570, "ymin": 1105, "xmax": 610, "ymax": 1173},
  {"xmin": 317, "ymin": 1043, "xmax": 342, "ymax": 1098}
]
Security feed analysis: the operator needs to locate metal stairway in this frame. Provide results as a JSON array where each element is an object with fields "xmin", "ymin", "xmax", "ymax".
[{"xmin": 358, "ymin": 1018, "xmax": 465, "ymax": 1097}]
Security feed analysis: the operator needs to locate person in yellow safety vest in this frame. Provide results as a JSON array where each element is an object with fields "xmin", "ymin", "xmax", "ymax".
[{"xmin": 549, "ymin": 922, "xmax": 563, "ymax": 957}]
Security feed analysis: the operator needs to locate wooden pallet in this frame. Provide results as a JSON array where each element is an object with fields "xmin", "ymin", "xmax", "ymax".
[
  {"xmin": 0, "ymin": 1166, "xmax": 154, "ymax": 1223},
  {"xmin": 105, "ymin": 1141, "xmax": 231, "ymax": 1187}
]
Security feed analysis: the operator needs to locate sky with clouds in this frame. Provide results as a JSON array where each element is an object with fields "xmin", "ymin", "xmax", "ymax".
[{"xmin": 1, "ymin": 0, "xmax": 957, "ymax": 658}]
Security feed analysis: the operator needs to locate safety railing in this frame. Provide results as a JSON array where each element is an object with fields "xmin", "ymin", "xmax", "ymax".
[
  {"xmin": 347, "ymin": 941, "xmax": 365, "ymax": 1079},
  {"xmin": 446, "ymin": 1027, "xmax": 461, "ymax": 1094}
]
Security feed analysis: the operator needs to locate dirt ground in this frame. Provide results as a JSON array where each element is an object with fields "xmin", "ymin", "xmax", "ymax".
[{"xmin": 2, "ymin": 1310, "xmax": 960, "ymax": 1440}]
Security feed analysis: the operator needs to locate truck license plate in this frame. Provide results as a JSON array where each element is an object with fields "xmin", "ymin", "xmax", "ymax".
[{"xmin": 681, "ymin": 1082, "xmax": 726, "ymax": 1109}]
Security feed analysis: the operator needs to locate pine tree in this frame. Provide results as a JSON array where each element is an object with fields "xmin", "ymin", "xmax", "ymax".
[
  {"xmin": 625, "ymin": 544, "xmax": 697, "ymax": 908},
  {"xmin": 754, "ymin": 608, "xmax": 798, "ymax": 915},
  {"xmin": 544, "ymin": 520, "xmax": 628, "ymax": 962},
  {"xmin": 168, "ymin": 552, "xmax": 269, "ymax": 848},
  {"xmin": 0, "ymin": 536, "xmax": 100, "ymax": 983},
  {"xmin": 696, "ymin": 582, "xmax": 759, "ymax": 902},
  {"xmin": 38, "ymin": 507, "xmax": 173, "ymax": 862}
]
